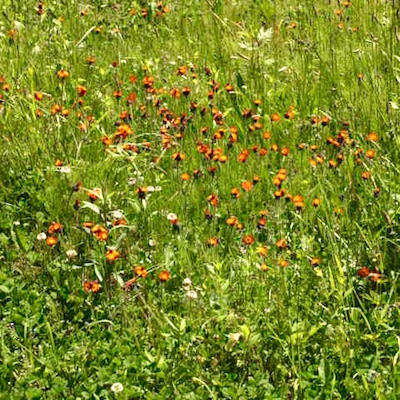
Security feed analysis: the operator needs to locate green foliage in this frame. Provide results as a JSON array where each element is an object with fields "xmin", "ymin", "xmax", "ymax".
[{"xmin": 0, "ymin": 0, "xmax": 400, "ymax": 398}]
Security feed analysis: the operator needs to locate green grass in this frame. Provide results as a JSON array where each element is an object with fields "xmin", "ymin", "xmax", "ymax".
[{"xmin": 1, "ymin": 0, "xmax": 400, "ymax": 398}]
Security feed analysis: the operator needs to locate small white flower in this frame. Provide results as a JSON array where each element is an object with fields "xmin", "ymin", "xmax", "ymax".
[
  {"xmin": 32, "ymin": 45, "xmax": 41, "ymax": 54},
  {"xmin": 110, "ymin": 382, "xmax": 124, "ymax": 393},
  {"xmin": 13, "ymin": 221, "xmax": 21, "ymax": 226},
  {"xmin": 148, "ymin": 239, "xmax": 156, "ymax": 247},
  {"xmin": 128, "ymin": 177, "xmax": 137, "ymax": 186},
  {"xmin": 182, "ymin": 278, "xmax": 192, "ymax": 288},
  {"xmin": 186, "ymin": 290, "xmax": 198, "ymax": 299},
  {"xmin": 111, "ymin": 210, "xmax": 124, "ymax": 220},
  {"xmin": 37, "ymin": 232, "xmax": 47, "ymax": 241},
  {"xmin": 167, "ymin": 213, "xmax": 178, "ymax": 221},
  {"xmin": 228, "ymin": 332, "xmax": 242, "ymax": 344},
  {"xmin": 59, "ymin": 166, "xmax": 71, "ymax": 174},
  {"xmin": 66, "ymin": 249, "xmax": 77, "ymax": 259}
]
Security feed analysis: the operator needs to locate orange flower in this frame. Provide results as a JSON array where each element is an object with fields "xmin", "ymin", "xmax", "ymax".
[
  {"xmin": 276, "ymin": 239, "xmax": 287, "ymax": 249},
  {"xmin": 143, "ymin": 76, "xmax": 154, "ymax": 88},
  {"xmin": 279, "ymin": 260, "xmax": 289, "ymax": 268},
  {"xmin": 126, "ymin": 93, "xmax": 137, "ymax": 105},
  {"xmin": 260, "ymin": 264, "xmax": 268, "ymax": 272},
  {"xmin": 280, "ymin": 147, "xmax": 290, "ymax": 156},
  {"xmin": 57, "ymin": 69, "xmax": 70, "ymax": 79},
  {"xmin": 284, "ymin": 107, "xmax": 295, "ymax": 120},
  {"xmin": 178, "ymin": 66, "xmax": 187, "ymax": 75},
  {"xmin": 235, "ymin": 222, "xmax": 245, "ymax": 231},
  {"xmin": 312, "ymin": 198, "xmax": 321, "ymax": 207},
  {"xmin": 87, "ymin": 56, "xmax": 96, "ymax": 64},
  {"xmin": 367, "ymin": 132, "xmax": 378, "ymax": 142},
  {"xmin": 256, "ymin": 246, "xmax": 268, "ymax": 257},
  {"xmin": 113, "ymin": 218, "xmax": 127, "ymax": 226},
  {"xmin": 208, "ymin": 166, "xmax": 218, "ymax": 175},
  {"xmin": 271, "ymin": 143, "xmax": 279, "ymax": 152},
  {"xmin": 114, "ymin": 124, "xmax": 133, "ymax": 140},
  {"xmin": 91, "ymin": 280, "xmax": 101, "ymax": 293},
  {"xmin": 77, "ymin": 85, "xmax": 87, "ymax": 97},
  {"xmin": 170, "ymin": 88, "xmax": 181, "ymax": 98},
  {"xmin": 357, "ymin": 267, "xmax": 370, "ymax": 278},
  {"xmin": 134, "ymin": 265, "xmax": 148, "ymax": 278},
  {"xmin": 242, "ymin": 234, "xmax": 255, "ymax": 246},
  {"xmin": 361, "ymin": 171, "xmax": 371, "ymax": 180},
  {"xmin": 172, "ymin": 152, "xmax": 186, "ymax": 161},
  {"xmin": 207, "ymin": 237, "xmax": 219, "ymax": 247},
  {"xmin": 238, "ymin": 149, "xmax": 250, "ymax": 163},
  {"xmin": 369, "ymin": 269, "xmax": 381, "ymax": 282},
  {"xmin": 273, "ymin": 177, "xmax": 282, "ymax": 187},
  {"xmin": 225, "ymin": 83, "xmax": 234, "ymax": 93},
  {"xmin": 51, "ymin": 104, "xmax": 62, "ymax": 115},
  {"xmin": 159, "ymin": 270, "xmax": 171, "ymax": 281},
  {"xmin": 46, "ymin": 236, "xmax": 58, "ymax": 247},
  {"xmin": 106, "ymin": 249, "xmax": 120, "ymax": 262},
  {"xmin": 311, "ymin": 257, "xmax": 320, "ymax": 266},
  {"xmin": 181, "ymin": 173, "xmax": 191, "ymax": 181},
  {"xmin": 102, "ymin": 136, "xmax": 113, "ymax": 146},
  {"xmin": 366, "ymin": 149, "xmax": 376, "ymax": 159},
  {"xmin": 241, "ymin": 181, "xmax": 253, "ymax": 192},
  {"xmin": 34, "ymin": 92, "xmax": 43, "ymax": 101},
  {"xmin": 329, "ymin": 160, "xmax": 337, "ymax": 168},
  {"xmin": 207, "ymin": 194, "xmax": 219, "ymax": 207},
  {"xmin": 321, "ymin": 116, "xmax": 331, "ymax": 126},
  {"xmin": 270, "ymin": 113, "xmax": 281, "ymax": 122},
  {"xmin": 257, "ymin": 218, "xmax": 267, "ymax": 229},
  {"xmin": 137, "ymin": 187, "xmax": 148, "ymax": 199},
  {"xmin": 48, "ymin": 222, "xmax": 63, "ymax": 234},
  {"xmin": 263, "ymin": 131, "xmax": 272, "ymax": 140},
  {"xmin": 231, "ymin": 188, "xmax": 241, "ymax": 199},
  {"xmin": 88, "ymin": 188, "xmax": 101, "ymax": 202},
  {"xmin": 83, "ymin": 281, "xmax": 92, "ymax": 292},
  {"xmin": 226, "ymin": 216, "xmax": 238, "ymax": 226},
  {"xmin": 91, "ymin": 225, "xmax": 109, "ymax": 241}
]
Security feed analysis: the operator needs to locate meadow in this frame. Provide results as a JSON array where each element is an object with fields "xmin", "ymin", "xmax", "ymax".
[{"xmin": 0, "ymin": 0, "xmax": 400, "ymax": 398}]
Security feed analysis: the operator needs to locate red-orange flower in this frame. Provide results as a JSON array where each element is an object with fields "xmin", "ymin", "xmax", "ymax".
[
  {"xmin": 242, "ymin": 234, "xmax": 255, "ymax": 246},
  {"xmin": 77, "ymin": 85, "xmax": 87, "ymax": 97},
  {"xmin": 83, "ymin": 280, "xmax": 101, "ymax": 293},
  {"xmin": 106, "ymin": 249, "xmax": 120, "ymax": 262},
  {"xmin": 46, "ymin": 236, "xmax": 58, "ymax": 247},
  {"xmin": 276, "ymin": 239, "xmax": 287, "ymax": 249},
  {"xmin": 357, "ymin": 267, "xmax": 370, "ymax": 278},
  {"xmin": 207, "ymin": 194, "xmax": 219, "ymax": 207},
  {"xmin": 241, "ymin": 181, "xmax": 253, "ymax": 192},
  {"xmin": 91, "ymin": 225, "xmax": 109, "ymax": 241},
  {"xmin": 57, "ymin": 69, "xmax": 70, "ymax": 79},
  {"xmin": 134, "ymin": 265, "xmax": 148, "ymax": 278},
  {"xmin": 207, "ymin": 237, "xmax": 219, "ymax": 247},
  {"xmin": 159, "ymin": 270, "xmax": 171, "ymax": 281},
  {"xmin": 48, "ymin": 222, "xmax": 63, "ymax": 235}
]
